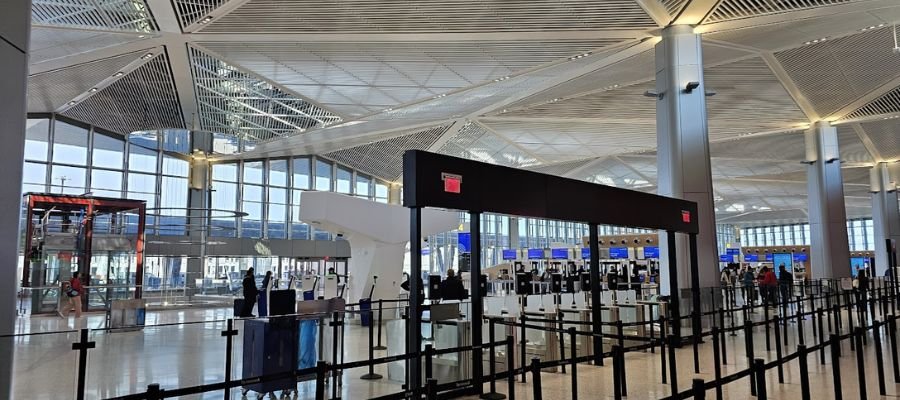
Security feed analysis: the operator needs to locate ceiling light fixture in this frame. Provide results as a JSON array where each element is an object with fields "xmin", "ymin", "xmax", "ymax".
[
  {"xmin": 89, "ymin": 88, "xmax": 98, "ymax": 93},
  {"xmin": 142, "ymin": 52, "xmax": 153, "ymax": 59},
  {"xmin": 68, "ymin": 101, "xmax": 77, "ymax": 106},
  {"xmin": 114, "ymin": 72, "xmax": 124, "ymax": 77},
  {"xmin": 138, "ymin": 35, "xmax": 146, "ymax": 38},
  {"xmin": 200, "ymin": 16, "xmax": 213, "ymax": 24}
]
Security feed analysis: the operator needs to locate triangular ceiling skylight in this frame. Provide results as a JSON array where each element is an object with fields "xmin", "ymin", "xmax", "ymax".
[
  {"xmin": 32, "ymin": 0, "xmax": 157, "ymax": 32},
  {"xmin": 189, "ymin": 45, "xmax": 343, "ymax": 143}
]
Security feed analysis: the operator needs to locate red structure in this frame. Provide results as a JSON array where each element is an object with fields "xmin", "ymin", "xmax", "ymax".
[{"xmin": 22, "ymin": 194, "xmax": 146, "ymax": 313}]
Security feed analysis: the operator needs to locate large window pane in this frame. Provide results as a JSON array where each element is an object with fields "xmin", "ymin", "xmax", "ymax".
[
  {"xmin": 267, "ymin": 202, "xmax": 286, "ymax": 239},
  {"xmin": 90, "ymin": 169, "xmax": 123, "ymax": 197},
  {"xmin": 269, "ymin": 160, "xmax": 288, "ymax": 187},
  {"xmin": 162, "ymin": 155, "xmax": 189, "ymax": 177},
  {"xmin": 213, "ymin": 133, "xmax": 239, "ymax": 155},
  {"xmin": 162, "ymin": 129, "xmax": 191, "ymax": 153},
  {"xmin": 212, "ymin": 163, "xmax": 238, "ymax": 182},
  {"xmin": 25, "ymin": 119, "xmax": 50, "ymax": 162},
  {"xmin": 243, "ymin": 185, "xmax": 263, "ymax": 202},
  {"xmin": 129, "ymin": 144, "xmax": 158, "ymax": 173},
  {"xmin": 293, "ymin": 157, "xmax": 310, "ymax": 189},
  {"xmin": 92, "ymin": 132, "xmax": 124, "ymax": 169},
  {"xmin": 50, "ymin": 165, "xmax": 86, "ymax": 194},
  {"xmin": 159, "ymin": 176, "xmax": 188, "ymax": 235},
  {"xmin": 375, "ymin": 181, "xmax": 388, "ymax": 203},
  {"xmin": 244, "ymin": 161, "xmax": 264, "ymax": 185},
  {"xmin": 356, "ymin": 174, "xmax": 371, "ymax": 198},
  {"xmin": 241, "ymin": 202, "xmax": 262, "ymax": 238},
  {"xmin": 23, "ymin": 162, "xmax": 46, "ymax": 193},
  {"xmin": 336, "ymin": 166, "xmax": 352, "ymax": 194},
  {"xmin": 211, "ymin": 181, "xmax": 238, "ymax": 237},
  {"xmin": 315, "ymin": 159, "xmax": 332, "ymax": 191},
  {"xmin": 52, "ymin": 121, "xmax": 88, "ymax": 165}
]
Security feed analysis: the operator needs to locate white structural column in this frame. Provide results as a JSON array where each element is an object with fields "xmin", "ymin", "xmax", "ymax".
[
  {"xmin": 655, "ymin": 25, "xmax": 720, "ymax": 292},
  {"xmin": 871, "ymin": 162, "xmax": 900, "ymax": 276},
  {"xmin": 0, "ymin": 0, "xmax": 30, "ymax": 396},
  {"xmin": 186, "ymin": 132, "xmax": 213, "ymax": 292},
  {"xmin": 806, "ymin": 121, "xmax": 850, "ymax": 278}
]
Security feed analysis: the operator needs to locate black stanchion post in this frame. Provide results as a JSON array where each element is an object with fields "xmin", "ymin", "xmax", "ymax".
[
  {"xmin": 530, "ymin": 358, "xmax": 543, "ymax": 400},
  {"xmin": 691, "ymin": 311, "xmax": 700, "ymax": 374},
  {"xmin": 661, "ymin": 325, "xmax": 667, "ymax": 384},
  {"xmin": 220, "ymin": 319, "xmax": 237, "ymax": 400},
  {"xmin": 612, "ymin": 346, "xmax": 622, "ymax": 400},
  {"xmin": 754, "ymin": 358, "xmax": 768, "ymax": 400},
  {"xmin": 507, "ymin": 336, "xmax": 516, "ymax": 400},
  {"xmin": 874, "ymin": 320, "xmax": 887, "ymax": 396},
  {"xmin": 374, "ymin": 299, "xmax": 386, "ymax": 350},
  {"xmin": 692, "ymin": 378, "xmax": 706, "ymax": 400},
  {"xmin": 847, "ymin": 293, "xmax": 856, "ymax": 351},
  {"xmin": 315, "ymin": 361, "xmax": 327, "ymax": 400},
  {"xmin": 619, "ymin": 343, "xmax": 627, "ymax": 397},
  {"xmin": 830, "ymin": 334, "xmax": 843, "ymax": 400},
  {"xmin": 890, "ymin": 315, "xmax": 900, "ymax": 383},
  {"xmin": 520, "ymin": 315, "xmax": 527, "ymax": 383},
  {"xmin": 764, "ymin": 306, "xmax": 771, "ymax": 352},
  {"xmin": 744, "ymin": 320, "xmax": 756, "ymax": 396},
  {"xmin": 712, "ymin": 327, "xmax": 723, "ymax": 400},
  {"xmin": 854, "ymin": 327, "xmax": 868, "ymax": 400},
  {"xmin": 772, "ymin": 315, "xmax": 784, "ymax": 383},
  {"xmin": 72, "ymin": 328, "xmax": 95, "ymax": 400},
  {"xmin": 798, "ymin": 344, "xmax": 811, "ymax": 400},
  {"xmin": 426, "ymin": 378, "xmax": 438, "ymax": 399},
  {"xmin": 817, "ymin": 308, "xmax": 826, "ymax": 365},
  {"xmin": 668, "ymin": 334, "xmax": 678, "ymax": 395},
  {"xmin": 424, "ymin": 344, "xmax": 433, "ymax": 381},
  {"xmin": 360, "ymin": 311, "xmax": 382, "ymax": 380},
  {"xmin": 482, "ymin": 320, "xmax": 505, "ymax": 400},
  {"xmin": 569, "ymin": 327, "xmax": 578, "ymax": 400}
]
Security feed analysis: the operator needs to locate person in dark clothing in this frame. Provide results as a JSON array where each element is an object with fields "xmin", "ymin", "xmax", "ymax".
[
  {"xmin": 777, "ymin": 265, "xmax": 793, "ymax": 305},
  {"xmin": 401, "ymin": 273, "xmax": 426, "ymax": 305},
  {"xmin": 439, "ymin": 269, "xmax": 467, "ymax": 301},
  {"xmin": 240, "ymin": 267, "xmax": 258, "ymax": 317}
]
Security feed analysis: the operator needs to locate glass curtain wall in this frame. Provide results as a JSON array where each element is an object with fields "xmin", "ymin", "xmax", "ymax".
[{"xmin": 740, "ymin": 219, "xmax": 876, "ymax": 250}]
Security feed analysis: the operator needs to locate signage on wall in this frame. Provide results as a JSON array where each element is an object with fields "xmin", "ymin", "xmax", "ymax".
[
  {"xmin": 581, "ymin": 248, "xmax": 590, "ymax": 259},
  {"xmin": 792, "ymin": 253, "xmax": 807, "ymax": 262},
  {"xmin": 457, "ymin": 232, "xmax": 471, "ymax": 253},
  {"xmin": 551, "ymin": 248, "xmax": 569, "ymax": 259},
  {"xmin": 643, "ymin": 246, "xmax": 660, "ymax": 259},
  {"xmin": 765, "ymin": 253, "xmax": 774, "ymax": 262},
  {"xmin": 527, "ymin": 248, "xmax": 545, "ymax": 259},
  {"xmin": 502, "ymin": 249, "xmax": 517, "ymax": 260},
  {"xmin": 442, "ymin": 173, "xmax": 462, "ymax": 194},
  {"xmin": 726, "ymin": 248, "xmax": 740, "ymax": 256},
  {"xmin": 719, "ymin": 254, "xmax": 731, "ymax": 262},
  {"xmin": 681, "ymin": 210, "xmax": 691, "ymax": 223},
  {"xmin": 744, "ymin": 253, "xmax": 759, "ymax": 262}
]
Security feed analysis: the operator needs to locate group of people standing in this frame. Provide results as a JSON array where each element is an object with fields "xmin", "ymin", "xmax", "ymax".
[{"xmin": 720, "ymin": 264, "xmax": 795, "ymax": 307}]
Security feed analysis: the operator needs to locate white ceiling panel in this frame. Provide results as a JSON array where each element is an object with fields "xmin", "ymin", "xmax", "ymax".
[
  {"xmin": 29, "ymin": 27, "xmax": 149, "ymax": 65},
  {"xmin": 438, "ymin": 122, "xmax": 540, "ymax": 169},
  {"xmin": 27, "ymin": 50, "xmax": 147, "ymax": 112},
  {"xmin": 201, "ymin": 0, "xmax": 657, "ymax": 33},
  {"xmin": 32, "ymin": 0, "xmax": 156, "ymax": 32}
]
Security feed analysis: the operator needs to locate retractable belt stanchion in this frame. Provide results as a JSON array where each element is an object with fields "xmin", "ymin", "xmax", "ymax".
[
  {"xmin": 773, "ymin": 315, "xmax": 784, "ymax": 383},
  {"xmin": 569, "ymin": 327, "xmax": 578, "ymax": 400},
  {"xmin": 711, "ymin": 326, "xmax": 723, "ymax": 400},
  {"xmin": 854, "ymin": 327, "xmax": 868, "ymax": 400},
  {"xmin": 744, "ymin": 320, "xmax": 756, "ymax": 396},
  {"xmin": 667, "ymin": 334, "xmax": 678, "ymax": 395},
  {"xmin": 661, "ymin": 323, "xmax": 667, "ymax": 384},
  {"xmin": 530, "ymin": 358, "xmax": 542, "ymax": 400},
  {"xmin": 220, "ymin": 319, "xmax": 237, "ymax": 400},
  {"xmin": 830, "ymin": 334, "xmax": 843, "ymax": 400},
  {"xmin": 798, "ymin": 344, "xmax": 811, "ymax": 400},
  {"xmin": 72, "ymin": 328, "xmax": 96, "ymax": 400},
  {"xmin": 520, "ymin": 315, "xmax": 527, "ymax": 383},
  {"xmin": 612, "ymin": 345, "xmax": 623, "ymax": 400},
  {"xmin": 481, "ymin": 319, "xmax": 505, "ymax": 400},
  {"xmin": 874, "ymin": 320, "xmax": 887, "ymax": 396},
  {"xmin": 692, "ymin": 379, "xmax": 706, "ymax": 400},
  {"xmin": 373, "ymin": 299, "xmax": 386, "ymax": 350},
  {"xmin": 691, "ymin": 310, "xmax": 700, "ymax": 373},
  {"xmin": 360, "ymin": 310, "xmax": 382, "ymax": 380},
  {"xmin": 817, "ymin": 307, "xmax": 826, "ymax": 365},
  {"xmin": 890, "ymin": 314, "xmax": 900, "ymax": 383},
  {"xmin": 753, "ymin": 358, "xmax": 768, "ymax": 400},
  {"xmin": 315, "ymin": 361, "xmax": 327, "ymax": 400},
  {"xmin": 424, "ymin": 344, "xmax": 433, "ymax": 383}
]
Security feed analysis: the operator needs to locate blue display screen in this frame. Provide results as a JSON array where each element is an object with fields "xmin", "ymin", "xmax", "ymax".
[
  {"xmin": 458, "ymin": 232, "xmax": 471, "ymax": 252},
  {"xmin": 719, "ymin": 255, "xmax": 731, "ymax": 262},
  {"xmin": 580, "ymin": 248, "xmax": 590, "ymax": 259},
  {"xmin": 643, "ymin": 246, "xmax": 660, "ymax": 259},
  {"xmin": 551, "ymin": 248, "xmax": 568, "ymax": 259},
  {"xmin": 773, "ymin": 253, "xmax": 792, "ymax": 278},
  {"xmin": 726, "ymin": 248, "xmax": 740, "ymax": 256},
  {"xmin": 421, "ymin": 248, "xmax": 430, "ymax": 255},
  {"xmin": 765, "ymin": 253, "xmax": 774, "ymax": 262},
  {"xmin": 744, "ymin": 253, "xmax": 759, "ymax": 262},
  {"xmin": 851, "ymin": 257, "xmax": 867, "ymax": 277},
  {"xmin": 609, "ymin": 247, "xmax": 628, "ymax": 259},
  {"xmin": 793, "ymin": 253, "xmax": 807, "ymax": 262},
  {"xmin": 527, "ymin": 249, "xmax": 544, "ymax": 260},
  {"xmin": 502, "ymin": 249, "xmax": 517, "ymax": 260}
]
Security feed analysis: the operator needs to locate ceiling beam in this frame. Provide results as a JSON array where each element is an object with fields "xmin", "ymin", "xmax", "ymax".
[
  {"xmin": 830, "ymin": 75, "xmax": 900, "ymax": 121},
  {"xmin": 426, "ymin": 119, "xmax": 467, "ymax": 152},
  {"xmin": 29, "ymin": 38, "xmax": 160, "ymax": 75},
  {"xmin": 561, "ymin": 157, "xmax": 607, "ymax": 178},
  {"xmin": 634, "ymin": 0, "xmax": 672, "ymax": 27},
  {"xmin": 851, "ymin": 123, "xmax": 884, "ymax": 163},
  {"xmin": 760, "ymin": 51, "xmax": 820, "ymax": 122},
  {"xmin": 186, "ymin": 30, "xmax": 651, "ymax": 43},
  {"xmin": 612, "ymin": 155, "xmax": 655, "ymax": 183},
  {"xmin": 475, "ymin": 120, "xmax": 549, "ymax": 164},
  {"xmin": 146, "ymin": 0, "xmax": 198, "ymax": 129},
  {"xmin": 183, "ymin": 0, "xmax": 253, "ymax": 33},
  {"xmin": 674, "ymin": 0, "xmax": 720, "ymax": 25}
]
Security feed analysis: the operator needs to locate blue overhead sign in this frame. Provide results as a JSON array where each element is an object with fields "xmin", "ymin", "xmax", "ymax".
[
  {"xmin": 726, "ymin": 248, "xmax": 740, "ymax": 256},
  {"xmin": 581, "ymin": 248, "xmax": 590, "ymax": 259},
  {"xmin": 551, "ymin": 248, "xmax": 569, "ymax": 260},
  {"xmin": 765, "ymin": 253, "xmax": 774, "ymax": 262},
  {"xmin": 609, "ymin": 247, "xmax": 629, "ymax": 259},
  {"xmin": 502, "ymin": 249, "xmax": 517, "ymax": 260},
  {"xmin": 793, "ymin": 253, "xmax": 807, "ymax": 262},
  {"xmin": 719, "ymin": 255, "xmax": 731, "ymax": 262},
  {"xmin": 744, "ymin": 253, "xmax": 759, "ymax": 262},
  {"xmin": 643, "ymin": 246, "xmax": 659, "ymax": 259},
  {"xmin": 527, "ymin": 249, "xmax": 545, "ymax": 260},
  {"xmin": 458, "ymin": 232, "xmax": 471, "ymax": 252}
]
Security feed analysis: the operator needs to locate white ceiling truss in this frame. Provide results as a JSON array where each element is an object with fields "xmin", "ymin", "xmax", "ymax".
[{"xmin": 24, "ymin": 0, "xmax": 900, "ymax": 226}]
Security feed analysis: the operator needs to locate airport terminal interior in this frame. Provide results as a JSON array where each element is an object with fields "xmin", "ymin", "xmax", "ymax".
[{"xmin": 5, "ymin": 0, "xmax": 900, "ymax": 399}]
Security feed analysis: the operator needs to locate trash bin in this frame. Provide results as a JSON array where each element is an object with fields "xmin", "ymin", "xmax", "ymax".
[
  {"xmin": 360, "ymin": 298, "xmax": 372, "ymax": 327},
  {"xmin": 303, "ymin": 290, "xmax": 315, "ymax": 301}
]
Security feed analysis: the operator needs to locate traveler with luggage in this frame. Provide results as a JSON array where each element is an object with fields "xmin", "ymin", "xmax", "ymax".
[{"xmin": 59, "ymin": 272, "xmax": 84, "ymax": 318}]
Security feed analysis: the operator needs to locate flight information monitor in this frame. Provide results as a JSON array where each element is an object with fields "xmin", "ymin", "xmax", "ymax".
[
  {"xmin": 609, "ymin": 247, "xmax": 628, "ymax": 259},
  {"xmin": 643, "ymin": 246, "xmax": 659, "ymax": 259},
  {"xmin": 502, "ymin": 249, "xmax": 517, "ymax": 260},
  {"xmin": 551, "ymin": 248, "xmax": 569, "ymax": 259},
  {"xmin": 527, "ymin": 248, "xmax": 545, "ymax": 260}
]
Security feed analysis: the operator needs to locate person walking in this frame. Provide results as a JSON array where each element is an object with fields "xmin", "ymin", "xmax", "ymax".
[
  {"xmin": 240, "ymin": 267, "xmax": 258, "ymax": 317},
  {"xmin": 60, "ymin": 272, "xmax": 84, "ymax": 318},
  {"xmin": 777, "ymin": 264, "xmax": 793, "ymax": 306},
  {"xmin": 741, "ymin": 267, "xmax": 755, "ymax": 306},
  {"xmin": 762, "ymin": 266, "xmax": 778, "ymax": 307}
]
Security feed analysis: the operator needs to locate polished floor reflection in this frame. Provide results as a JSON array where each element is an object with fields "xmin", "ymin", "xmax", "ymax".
[{"xmin": 12, "ymin": 307, "xmax": 900, "ymax": 399}]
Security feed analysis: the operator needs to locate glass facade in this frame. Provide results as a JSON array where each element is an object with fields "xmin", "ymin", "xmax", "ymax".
[{"xmin": 740, "ymin": 219, "xmax": 876, "ymax": 250}]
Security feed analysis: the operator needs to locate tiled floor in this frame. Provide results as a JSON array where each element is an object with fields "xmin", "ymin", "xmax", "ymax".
[{"xmin": 11, "ymin": 305, "xmax": 900, "ymax": 399}]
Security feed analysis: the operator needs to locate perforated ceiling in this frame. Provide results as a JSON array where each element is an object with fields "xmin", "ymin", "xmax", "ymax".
[
  {"xmin": 32, "ymin": 0, "xmax": 156, "ymax": 32},
  {"xmin": 437, "ymin": 122, "xmax": 540, "ymax": 169},
  {"xmin": 322, "ymin": 124, "xmax": 452, "ymax": 181},
  {"xmin": 61, "ymin": 53, "xmax": 185, "ymax": 135},
  {"xmin": 704, "ymin": 0, "xmax": 863, "ymax": 24}
]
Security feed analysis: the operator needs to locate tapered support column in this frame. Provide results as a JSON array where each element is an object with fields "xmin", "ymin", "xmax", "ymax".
[
  {"xmin": 0, "ymin": 0, "xmax": 30, "ymax": 397},
  {"xmin": 655, "ymin": 25, "xmax": 720, "ymax": 296},
  {"xmin": 871, "ymin": 162, "xmax": 900, "ymax": 276},
  {"xmin": 806, "ymin": 121, "xmax": 850, "ymax": 279}
]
